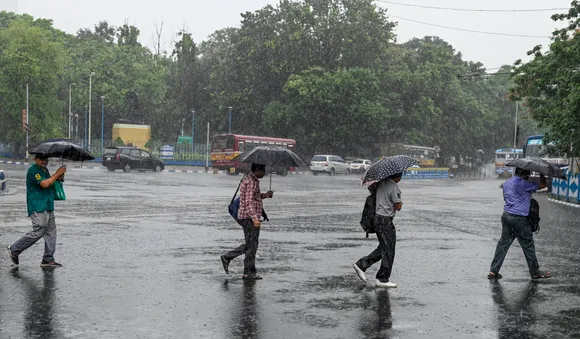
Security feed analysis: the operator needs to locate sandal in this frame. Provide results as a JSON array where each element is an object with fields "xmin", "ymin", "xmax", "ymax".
[
  {"xmin": 487, "ymin": 272, "xmax": 502, "ymax": 280},
  {"xmin": 532, "ymin": 272, "xmax": 552, "ymax": 280}
]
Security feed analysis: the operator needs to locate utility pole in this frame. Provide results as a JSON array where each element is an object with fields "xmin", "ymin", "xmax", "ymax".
[
  {"xmin": 68, "ymin": 83, "xmax": 76, "ymax": 138},
  {"xmin": 26, "ymin": 83, "xmax": 29, "ymax": 158},
  {"xmin": 88, "ymin": 72, "xmax": 95, "ymax": 150}
]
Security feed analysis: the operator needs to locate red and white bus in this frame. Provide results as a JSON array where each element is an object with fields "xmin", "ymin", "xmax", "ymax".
[{"xmin": 210, "ymin": 134, "xmax": 297, "ymax": 176}]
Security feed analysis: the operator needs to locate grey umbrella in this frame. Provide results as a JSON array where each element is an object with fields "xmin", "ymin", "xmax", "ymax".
[
  {"xmin": 361, "ymin": 155, "xmax": 418, "ymax": 186},
  {"xmin": 506, "ymin": 157, "xmax": 567, "ymax": 180},
  {"xmin": 235, "ymin": 146, "xmax": 308, "ymax": 189}
]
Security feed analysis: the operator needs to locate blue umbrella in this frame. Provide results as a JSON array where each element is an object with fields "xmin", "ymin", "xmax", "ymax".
[{"xmin": 361, "ymin": 155, "xmax": 418, "ymax": 185}]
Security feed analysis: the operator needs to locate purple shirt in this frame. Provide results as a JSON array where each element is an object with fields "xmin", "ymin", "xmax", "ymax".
[{"xmin": 503, "ymin": 176, "xmax": 539, "ymax": 216}]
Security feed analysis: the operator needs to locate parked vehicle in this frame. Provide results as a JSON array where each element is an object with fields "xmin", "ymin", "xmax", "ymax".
[
  {"xmin": 102, "ymin": 147, "xmax": 165, "ymax": 173},
  {"xmin": 349, "ymin": 159, "xmax": 372, "ymax": 173},
  {"xmin": 310, "ymin": 155, "xmax": 351, "ymax": 176}
]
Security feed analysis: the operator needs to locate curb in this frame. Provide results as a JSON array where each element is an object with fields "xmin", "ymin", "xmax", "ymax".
[{"xmin": 547, "ymin": 198, "xmax": 580, "ymax": 208}]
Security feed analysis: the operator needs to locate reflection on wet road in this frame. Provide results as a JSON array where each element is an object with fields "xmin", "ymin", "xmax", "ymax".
[{"xmin": 1, "ymin": 166, "xmax": 580, "ymax": 338}]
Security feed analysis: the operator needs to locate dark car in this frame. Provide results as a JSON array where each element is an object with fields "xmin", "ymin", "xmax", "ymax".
[{"xmin": 102, "ymin": 147, "xmax": 165, "ymax": 173}]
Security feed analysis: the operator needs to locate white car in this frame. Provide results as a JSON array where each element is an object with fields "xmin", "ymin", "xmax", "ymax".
[
  {"xmin": 349, "ymin": 159, "xmax": 371, "ymax": 173},
  {"xmin": 310, "ymin": 155, "xmax": 351, "ymax": 176}
]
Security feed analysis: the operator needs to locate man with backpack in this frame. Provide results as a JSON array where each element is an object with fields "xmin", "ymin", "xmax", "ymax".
[
  {"xmin": 488, "ymin": 168, "xmax": 551, "ymax": 281},
  {"xmin": 220, "ymin": 164, "xmax": 273, "ymax": 280},
  {"xmin": 353, "ymin": 173, "xmax": 403, "ymax": 288}
]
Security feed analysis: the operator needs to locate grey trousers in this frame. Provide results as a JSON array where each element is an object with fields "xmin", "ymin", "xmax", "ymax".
[
  {"xmin": 11, "ymin": 211, "xmax": 57, "ymax": 262},
  {"xmin": 490, "ymin": 212, "xmax": 540, "ymax": 277},
  {"xmin": 356, "ymin": 215, "xmax": 397, "ymax": 282}
]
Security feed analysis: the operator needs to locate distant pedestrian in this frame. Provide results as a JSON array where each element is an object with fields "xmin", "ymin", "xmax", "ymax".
[
  {"xmin": 488, "ymin": 168, "xmax": 551, "ymax": 280},
  {"xmin": 7, "ymin": 154, "xmax": 66, "ymax": 267},
  {"xmin": 353, "ymin": 173, "xmax": 403, "ymax": 288},
  {"xmin": 220, "ymin": 164, "xmax": 273, "ymax": 280}
]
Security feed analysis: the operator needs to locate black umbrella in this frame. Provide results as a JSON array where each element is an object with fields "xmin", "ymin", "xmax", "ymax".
[
  {"xmin": 235, "ymin": 146, "xmax": 308, "ymax": 189},
  {"xmin": 30, "ymin": 141, "xmax": 95, "ymax": 163},
  {"xmin": 506, "ymin": 157, "xmax": 567, "ymax": 180},
  {"xmin": 361, "ymin": 155, "xmax": 418, "ymax": 186}
]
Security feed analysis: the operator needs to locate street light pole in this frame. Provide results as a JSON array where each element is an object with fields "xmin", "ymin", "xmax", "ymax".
[
  {"xmin": 191, "ymin": 109, "xmax": 195, "ymax": 141},
  {"xmin": 228, "ymin": 107, "xmax": 232, "ymax": 134},
  {"xmin": 101, "ymin": 96, "xmax": 105, "ymax": 154},
  {"xmin": 512, "ymin": 101, "xmax": 519, "ymax": 177},
  {"xmin": 75, "ymin": 114, "xmax": 79, "ymax": 139},
  {"xmin": 68, "ymin": 83, "xmax": 76, "ymax": 138},
  {"xmin": 88, "ymin": 72, "xmax": 95, "ymax": 150},
  {"xmin": 181, "ymin": 118, "xmax": 185, "ymax": 136},
  {"xmin": 26, "ymin": 83, "xmax": 29, "ymax": 158}
]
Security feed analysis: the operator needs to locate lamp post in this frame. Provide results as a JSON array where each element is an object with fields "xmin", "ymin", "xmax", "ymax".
[
  {"xmin": 88, "ymin": 72, "xmax": 95, "ymax": 150},
  {"xmin": 181, "ymin": 118, "xmax": 185, "ymax": 136},
  {"xmin": 191, "ymin": 109, "xmax": 195, "ymax": 150},
  {"xmin": 74, "ymin": 114, "xmax": 79, "ymax": 139},
  {"xmin": 101, "ymin": 96, "xmax": 105, "ymax": 154},
  {"xmin": 228, "ymin": 107, "xmax": 232, "ymax": 134},
  {"xmin": 68, "ymin": 83, "xmax": 76, "ymax": 138}
]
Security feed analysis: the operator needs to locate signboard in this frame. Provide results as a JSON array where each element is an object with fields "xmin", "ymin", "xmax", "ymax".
[{"xmin": 527, "ymin": 139, "xmax": 542, "ymax": 145}]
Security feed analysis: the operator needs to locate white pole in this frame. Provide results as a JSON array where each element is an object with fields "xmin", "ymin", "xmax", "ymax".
[
  {"xmin": 512, "ymin": 101, "xmax": 518, "ymax": 176},
  {"xmin": 26, "ymin": 83, "xmax": 29, "ymax": 158},
  {"xmin": 68, "ymin": 85, "xmax": 72, "ymax": 138},
  {"xmin": 88, "ymin": 72, "xmax": 95, "ymax": 150},
  {"xmin": 206, "ymin": 122, "xmax": 210, "ymax": 172}
]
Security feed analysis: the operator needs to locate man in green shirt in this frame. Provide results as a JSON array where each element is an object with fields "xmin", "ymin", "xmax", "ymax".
[{"xmin": 7, "ymin": 154, "xmax": 66, "ymax": 267}]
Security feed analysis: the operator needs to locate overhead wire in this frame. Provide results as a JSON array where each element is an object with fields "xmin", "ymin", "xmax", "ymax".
[
  {"xmin": 375, "ymin": 1, "xmax": 568, "ymax": 13},
  {"xmin": 387, "ymin": 14, "xmax": 552, "ymax": 38}
]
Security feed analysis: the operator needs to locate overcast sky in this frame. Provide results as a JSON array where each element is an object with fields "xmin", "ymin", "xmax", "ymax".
[{"xmin": 7, "ymin": 0, "xmax": 573, "ymax": 68}]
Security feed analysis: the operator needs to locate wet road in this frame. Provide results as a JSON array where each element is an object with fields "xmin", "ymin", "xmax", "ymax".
[{"xmin": 1, "ymin": 166, "xmax": 579, "ymax": 339}]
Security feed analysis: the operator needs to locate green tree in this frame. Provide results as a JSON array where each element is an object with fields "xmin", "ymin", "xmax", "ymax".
[
  {"xmin": 511, "ymin": 2, "xmax": 580, "ymax": 154},
  {"xmin": 0, "ymin": 18, "xmax": 65, "ymax": 148}
]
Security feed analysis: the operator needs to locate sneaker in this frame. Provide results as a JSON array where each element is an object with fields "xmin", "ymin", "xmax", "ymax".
[
  {"xmin": 375, "ymin": 279, "xmax": 397, "ymax": 288},
  {"xmin": 242, "ymin": 274, "xmax": 263, "ymax": 280},
  {"xmin": 353, "ymin": 263, "xmax": 367, "ymax": 283},
  {"xmin": 40, "ymin": 261, "xmax": 62, "ymax": 268},
  {"xmin": 220, "ymin": 255, "xmax": 230, "ymax": 274},
  {"xmin": 7, "ymin": 246, "xmax": 18, "ymax": 266}
]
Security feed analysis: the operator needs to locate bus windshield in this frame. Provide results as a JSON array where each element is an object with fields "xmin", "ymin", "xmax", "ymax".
[{"xmin": 212, "ymin": 135, "xmax": 235, "ymax": 150}]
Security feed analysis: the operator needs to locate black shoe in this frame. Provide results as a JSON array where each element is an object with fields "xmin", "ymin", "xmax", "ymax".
[
  {"xmin": 7, "ymin": 246, "xmax": 18, "ymax": 266},
  {"xmin": 40, "ymin": 261, "xmax": 62, "ymax": 267},
  {"xmin": 242, "ymin": 274, "xmax": 263, "ymax": 280},
  {"xmin": 220, "ymin": 255, "xmax": 229, "ymax": 274}
]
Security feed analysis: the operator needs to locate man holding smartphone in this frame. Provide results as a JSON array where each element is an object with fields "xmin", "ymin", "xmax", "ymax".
[
  {"xmin": 7, "ymin": 154, "xmax": 66, "ymax": 267},
  {"xmin": 221, "ymin": 163, "xmax": 273, "ymax": 279}
]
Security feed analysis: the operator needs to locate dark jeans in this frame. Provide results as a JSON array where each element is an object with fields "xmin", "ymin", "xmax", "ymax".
[
  {"xmin": 490, "ymin": 212, "xmax": 540, "ymax": 277},
  {"xmin": 223, "ymin": 219, "xmax": 260, "ymax": 275},
  {"xmin": 356, "ymin": 215, "xmax": 397, "ymax": 282}
]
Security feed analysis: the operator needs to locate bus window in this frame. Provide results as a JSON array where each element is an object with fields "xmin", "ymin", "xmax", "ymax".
[{"xmin": 238, "ymin": 141, "xmax": 245, "ymax": 152}]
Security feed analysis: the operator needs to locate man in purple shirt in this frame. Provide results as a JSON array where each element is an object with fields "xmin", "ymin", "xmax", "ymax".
[{"xmin": 488, "ymin": 168, "xmax": 552, "ymax": 280}]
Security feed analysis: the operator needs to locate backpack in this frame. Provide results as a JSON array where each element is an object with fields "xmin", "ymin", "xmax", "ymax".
[
  {"xmin": 528, "ymin": 197, "xmax": 540, "ymax": 233},
  {"xmin": 228, "ymin": 178, "xmax": 243, "ymax": 222},
  {"xmin": 360, "ymin": 194, "xmax": 376, "ymax": 238}
]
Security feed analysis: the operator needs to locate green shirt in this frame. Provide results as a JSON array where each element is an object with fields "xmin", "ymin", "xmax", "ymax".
[{"xmin": 26, "ymin": 164, "xmax": 54, "ymax": 216}]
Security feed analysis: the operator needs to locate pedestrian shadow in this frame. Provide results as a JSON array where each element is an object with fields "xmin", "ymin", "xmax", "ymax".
[
  {"xmin": 490, "ymin": 281, "xmax": 538, "ymax": 339},
  {"xmin": 357, "ymin": 289, "xmax": 393, "ymax": 339},
  {"xmin": 10, "ymin": 267, "xmax": 61, "ymax": 339},
  {"xmin": 223, "ymin": 278, "xmax": 262, "ymax": 339}
]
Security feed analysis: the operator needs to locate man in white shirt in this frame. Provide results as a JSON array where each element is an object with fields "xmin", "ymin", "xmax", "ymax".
[{"xmin": 353, "ymin": 173, "xmax": 403, "ymax": 288}]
